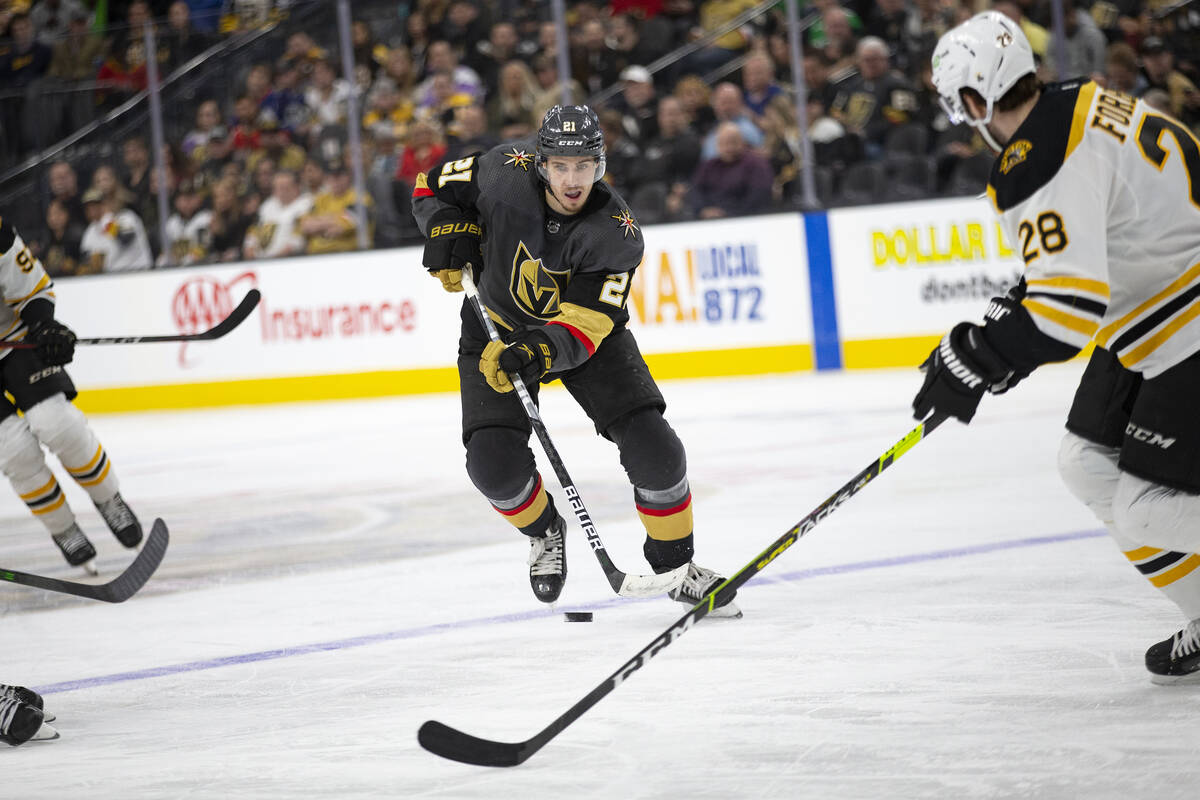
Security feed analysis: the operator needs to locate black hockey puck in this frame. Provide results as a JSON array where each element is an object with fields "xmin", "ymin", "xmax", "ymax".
[{"xmin": 564, "ymin": 612, "xmax": 594, "ymax": 622}]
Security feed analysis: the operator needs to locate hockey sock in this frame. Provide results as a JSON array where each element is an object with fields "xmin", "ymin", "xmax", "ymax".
[
  {"xmin": 490, "ymin": 472, "xmax": 559, "ymax": 537},
  {"xmin": 635, "ymin": 476, "xmax": 694, "ymax": 571},
  {"xmin": 1122, "ymin": 546, "xmax": 1200, "ymax": 619},
  {"xmin": 0, "ymin": 414, "xmax": 76, "ymax": 534},
  {"xmin": 24, "ymin": 395, "xmax": 120, "ymax": 504}
]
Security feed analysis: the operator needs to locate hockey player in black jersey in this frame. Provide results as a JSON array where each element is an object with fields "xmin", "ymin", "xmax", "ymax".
[
  {"xmin": 413, "ymin": 105, "xmax": 738, "ymax": 614},
  {"xmin": 0, "ymin": 217, "xmax": 143, "ymax": 573}
]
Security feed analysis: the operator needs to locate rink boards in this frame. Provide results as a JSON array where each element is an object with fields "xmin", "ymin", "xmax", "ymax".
[{"xmin": 56, "ymin": 197, "xmax": 1025, "ymax": 412}]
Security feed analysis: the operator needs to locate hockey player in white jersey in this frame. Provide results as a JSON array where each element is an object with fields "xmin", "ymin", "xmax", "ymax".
[
  {"xmin": 912, "ymin": 11, "xmax": 1200, "ymax": 684},
  {"xmin": 0, "ymin": 216, "xmax": 143, "ymax": 572}
]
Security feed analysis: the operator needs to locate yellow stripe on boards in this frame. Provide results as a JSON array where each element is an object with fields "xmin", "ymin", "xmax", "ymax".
[
  {"xmin": 841, "ymin": 336, "xmax": 938, "ymax": 369},
  {"xmin": 71, "ymin": 346, "xmax": 816, "ymax": 414}
]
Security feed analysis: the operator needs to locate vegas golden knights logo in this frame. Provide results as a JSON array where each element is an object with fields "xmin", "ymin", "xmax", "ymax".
[{"xmin": 510, "ymin": 241, "xmax": 569, "ymax": 318}]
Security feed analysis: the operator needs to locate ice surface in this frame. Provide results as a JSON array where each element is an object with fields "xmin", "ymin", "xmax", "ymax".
[{"xmin": 2, "ymin": 364, "xmax": 1198, "ymax": 798}]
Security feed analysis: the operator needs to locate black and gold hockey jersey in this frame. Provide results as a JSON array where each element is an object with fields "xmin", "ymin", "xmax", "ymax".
[
  {"xmin": 987, "ymin": 80, "xmax": 1200, "ymax": 378},
  {"xmin": 0, "ymin": 218, "xmax": 57, "ymax": 362},
  {"xmin": 412, "ymin": 137, "xmax": 644, "ymax": 374}
]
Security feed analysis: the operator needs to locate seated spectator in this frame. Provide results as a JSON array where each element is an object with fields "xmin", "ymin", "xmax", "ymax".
[
  {"xmin": 300, "ymin": 157, "xmax": 326, "ymax": 197},
  {"xmin": 531, "ymin": 54, "xmax": 584, "ymax": 122},
  {"xmin": 45, "ymin": 160, "xmax": 87, "ymax": 230},
  {"xmin": 571, "ymin": 19, "xmax": 620, "ymax": 95},
  {"xmin": 598, "ymin": 109, "xmax": 643, "ymax": 197},
  {"xmin": 89, "ymin": 164, "xmax": 137, "ymax": 213},
  {"xmin": 741, "ymin": 52, "xmax": 785, "ymax": 121},
  {"xmin": 806, "ymin": 0, "xmax": 863, "ymax": 53},
  {"xmin": 243, "ymin": 169, "xmax": 313, "ymax": 260},
  {"xmin": 121, "ymin": 135, "xmax": 154, "ymax": 213},
  {"xmin": 640, "ymin": 96, "xmax": 702, "ymax": 191},
  {"xmin": 39, "ymin": 8, "xmax": 102, "ymax": 148},
  {"xmin": 183, "ymin": 99, "xmax": 223, "ymax": 159},
  {"xmin": 700, "ymin": 82, "xmax": 764, "ymax": 160},
  {"xmin": 186, "ymin": 0, "xmax": 224, "ymax": 34},
  {"xmin": 192, "ymin": 125, "xmax": 235, "ymax": 191},
  {"xmin": 95, "ymin": 22, "xmax": 149, "ymax": 113},
  {"xmin": 247, "ymin": 156, "xmax": 276, "ymax": 211},
  {"xmin": 32, "ymin": 198, "xmax": 86, "ymax": 277},
  {"xmin": 488, "ymin": 60, "xmax": 539, "ymax": 138},
  {"xmin": 830, "ymin": 37, "xmax": 919, "ymax": 160},
  {"xmin": 690, "ymin": 122, "xmax": 775, "ymax": 219},
  {"xmin": 281, "ymin": 31, "xmax": 326, "ymax": 82},
  {"xmin": 674, "ymin": 75, "xmax": 717, "ymax": 135},
  {"xmin": 163, "ymin": 0, "xmax": 214, "ymax": 73},
  {"xmin": 244, "ymin": 62, "xmax": 274, "ymax": 107},
  {"xmin": 363, "ymin": 80, "xmax": 416, "ymax": 144},
  {"xmin": 229, "ymin": 95, "xmax": 263, "ymax": 155},
  {"xmin": 0, "ymin": 13, "xmax": 52, "ymax": 161},
  {"xmin": 819, "ymin": 6, "xmax": 859, "ymax": 82},
  {"xmin": 441, "ymin": 0, "xmax": 491, "ymax": 55},
  {"xmin": 417, "ymin": 40, "xmax": 483, "ymax": 102},
  {"xmin": 1102, "ymin": 42, "xmax": 1146, "ymax": 96},
  {"xmin": 863, "ymin": 0, "xmax": 913, "ymax": 73},
  {"xmin": 80, "ymin": 187, "xmax": 154, "ymax": 273},
  {"xmin": 1138, "ymin": 37, "xmax": 1200, "ymax": 129},
  {"xmin": 247, "ymin": 112, "xmax": 308, "ymax": 174},
  {"xmin": 207, "ymin": 175, "xmax": 252, "ymax": 262},
  {"xmin": 608, "ymin": 13, "xmax": 658, "ymax": 77},
  {"xmin": 467, "ymin": 20, "xmax": 521, "ymax": 97},
  {"xmin": 371, "ymin": 46, "xmax": 419, "ymax": 105},
  {"xmin": 30, "ymin": 0, "xmax": 89, "ymax": 47},
  {"xmin": 679, "ymin": 0, "xmax": 760, "ymax": 78},
  {"xmin": 395, "ymin": 119, "xmax": 447, "ymax": 192},
  {"xmin": 158, "ymin": 178, "xmax": 213, "ymax": 267},
  {"xmin": 612, "ymin": 65, "xmax": 659, "ymax": 147},
  {"xmin": 260, "ymin": 58, "xmax": 310, "ymax": 139},
  {"xmin": 300, "ymin": 155, "xmax": 374, "ymax": 254},
  {"xmin": 1041, "ymin": 0, "xmax": 1107, "ymax": 80},
  {"xmin": 304, "ymin": 59, "xmax": 357, "ymax": 137},
  {"xmin": 445, "ymin": 104, "xmax": 499, "ymax": 160},
  {"xmin": 421, "ymin": 71, "xmax": 477, "ymax": 130},
  {"xmin": 760, "ymin": 96, "xmax": 803, "ymax": 203}
]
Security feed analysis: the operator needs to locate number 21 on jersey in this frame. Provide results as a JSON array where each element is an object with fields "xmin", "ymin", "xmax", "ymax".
[{"xmin": 438, "ymin": 157, "xmax": 475, "ymax": 188}]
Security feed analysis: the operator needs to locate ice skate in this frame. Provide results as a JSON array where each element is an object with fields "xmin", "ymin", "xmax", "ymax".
[
  {"xmin": 528, "ymin": 515, "xmax": 566, "ymax": 604},
  {"xmin": 1146, "ymin": 618, "xmax": 1200, "ymax": 685},
  {"xmin": 668, "ymin": 562, "xmax": 741, "ymax": 618},
  {"xmin": 52, "ymin": 524, "xmax": 98, "ymax": 575},
  {"xmin": 0, "ymin": 695, "xmax": 53, "ymax": 746},
  {"xmin": 1, "ymin": 685, "xmax": 54, "ymax": 724},
  {"xmin": 96, "ymin": 492, "xmax": 142, "ymax": 548}
]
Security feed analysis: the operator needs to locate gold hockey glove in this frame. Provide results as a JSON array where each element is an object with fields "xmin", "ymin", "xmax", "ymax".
[
  {"xmin": 479, "ymin": 330, "xmax": 557, "ymax": 393},
  {"xmin": 423, "ymin": 214, "xmax": 481, "ymax": 294}
]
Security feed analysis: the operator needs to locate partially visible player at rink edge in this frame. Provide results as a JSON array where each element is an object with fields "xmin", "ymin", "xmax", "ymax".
[
  {"xmin": 0, "ymin": 683, "xmax": 57, "ymax": 746},
  {"xmin": 0, "ymin": 217, "xmax": 144, "ymax": 573},
  {"xmin": 412, "ymin": 105, "xmax": 739, "ymax": 615},
  {"xmin": 912, "ymin": 11, "xmax": 1200, "ymax": 684}
]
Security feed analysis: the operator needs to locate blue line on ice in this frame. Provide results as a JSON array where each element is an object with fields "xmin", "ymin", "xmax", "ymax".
[{"xmin": 35, "ymin": 528, "xmax": 1105, "ymax": 696}]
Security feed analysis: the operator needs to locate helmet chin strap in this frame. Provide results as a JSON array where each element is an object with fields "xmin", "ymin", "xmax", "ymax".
[{"xmin": 971, "ymin": 118, "xmax": 1006, "ymax": 153}]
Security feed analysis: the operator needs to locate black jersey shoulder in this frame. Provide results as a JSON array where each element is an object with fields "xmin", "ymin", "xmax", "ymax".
[
  {"xmin": 563, "ymin": 182, "xmax": 644, "ymax": 274},
  {"xmin": 987, "ymin": 80, "xmax": 1097, "ymax": 212},
  {"xmin": 478, "ymin": 136, "xmax": 541, "ymax": 201},
  {"xmin": 0, "ymin": 216, "xmax": 15, "ymax": 253}
]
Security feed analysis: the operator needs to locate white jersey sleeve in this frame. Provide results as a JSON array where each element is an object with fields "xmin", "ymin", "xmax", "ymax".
[{"xmin": 0, "ymin": 218, "xmax": 56, "ymax": 351}]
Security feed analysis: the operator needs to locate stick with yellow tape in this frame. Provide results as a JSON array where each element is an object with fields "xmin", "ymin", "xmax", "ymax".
[{"xmin": 419, "ymin": 412, "xmax": 948, "ymax": 767}]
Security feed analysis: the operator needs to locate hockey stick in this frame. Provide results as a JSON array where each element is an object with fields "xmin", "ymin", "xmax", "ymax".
[
  {"xmin": 0, "ymin": 518, "xmax": 169, "ymax": 603},
  {"xmin": 460, "ymin": 270, "xmax": 687, "ymax": 599},
  {"xmin": 0, "ymin": 290, "xmax": 261, "ymax": 348},
  {"xmin": 418, "ymin": 413, "xmax": 948, "ymax": 766}
]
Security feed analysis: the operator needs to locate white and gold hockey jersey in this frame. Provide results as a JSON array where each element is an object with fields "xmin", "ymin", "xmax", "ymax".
[
  {"xmin": 988, "ymin": 80, "xmax": 1200, "ymax": 378},
  {"xmin": 0, "ymin": 218, "xmax": 56, "ymax": 361}
]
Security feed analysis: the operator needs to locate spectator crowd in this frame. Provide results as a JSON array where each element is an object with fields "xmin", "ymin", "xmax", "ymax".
[{"xmin": 1, "ymin": 0, "xmax": 1196, "ymax": 275}]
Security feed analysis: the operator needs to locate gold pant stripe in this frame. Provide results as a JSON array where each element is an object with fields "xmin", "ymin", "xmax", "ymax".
[
  {"xmin": 19, "ymin": 475, "xmax": 58, "ymax": 501},
  {"xmin": 66, "ymin": 444, "xmax": 104, "ymax": 475},
  {"xmin": 1150, "ymin": 554, "xmax": 1200, "ymax": 588},
  {"xmin": 30, "ymin": 493, "xmax": 66, "ymax": 515},
  {"xmin": 76, "ymin": 460, "xmax": 112, "ymax": 488},
  {"xmin": 1124, "ymin": 546, "xmax": 1165, "ymax": 561}
]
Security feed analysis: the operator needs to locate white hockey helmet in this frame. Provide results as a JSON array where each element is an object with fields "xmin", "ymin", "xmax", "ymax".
[{"xmin": 931, "ymin": 11, "xmax": 1035, "ymax": 146}]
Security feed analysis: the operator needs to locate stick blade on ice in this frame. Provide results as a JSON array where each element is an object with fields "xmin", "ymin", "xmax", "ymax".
[{"xmin": 417, "ymin": 721, "xmax": 529, "ymax": 767}]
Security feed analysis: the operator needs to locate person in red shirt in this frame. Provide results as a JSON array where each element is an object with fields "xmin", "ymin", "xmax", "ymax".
[{"xmin": 394, "ymin": 119, "xmax": 446, "ymax": 192}]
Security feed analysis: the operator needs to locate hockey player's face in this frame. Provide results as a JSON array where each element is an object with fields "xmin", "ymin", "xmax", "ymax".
[{"xmin": 544, "ymin": 156, "xmax": 597, "ymax": 215}]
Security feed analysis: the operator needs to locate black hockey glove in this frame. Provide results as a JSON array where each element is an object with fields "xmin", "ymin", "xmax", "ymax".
[
  {"xmin": 980, "ymin": 280, "xmax": 1035, "ymax": 395},
  {"xmin": 27, "ymin": 318, "xmax": 77, "ymax": 367},
  {"xmin": 479, "ymin": 329, "xmax": 557, "ymax": 394},
  {"xmin": 912, "ymin": 322, "xmax": 1015, "ymax": 424},
  {"xmin": 422, "ymin": 213, "xmax": 482, "ymax": 293}
]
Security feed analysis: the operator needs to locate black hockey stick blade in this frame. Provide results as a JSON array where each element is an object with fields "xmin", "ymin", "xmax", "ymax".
[
  {"xmin": 0, "ymin": 518, "xmax": 169, "ymax": 602},
  {"xmin": 0, "ymin": 290, "xmax": 261, "ymax": 348},
  {"xmin": 418, "ymin": 414, "xmax": 947, "ymax": 766}
]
